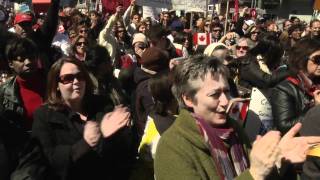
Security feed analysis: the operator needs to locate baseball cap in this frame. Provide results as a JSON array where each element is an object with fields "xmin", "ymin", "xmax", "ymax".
[
  {"xmin": 244, "ymin": 19, "xmax": 255, "ymax": 26},
  {"xmin": 14, "ymin": 13, "xmax": 32, "ymax": 25}
]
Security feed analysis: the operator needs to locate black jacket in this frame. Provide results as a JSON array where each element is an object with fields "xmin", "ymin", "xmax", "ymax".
[
  {"xmin": 271, "ymin": 79, "xmax": 312, "ymax": 135},
  {"xmin": 238, "ymin": 57, "xmax": 290, "ymax": 90},
  {"xmin": 32, "ymin": 99, "xmax": 135, "ymax": 180},
  {"xmin": 133, "ymin": 68, "xmax": 154, "ymax": 137}
]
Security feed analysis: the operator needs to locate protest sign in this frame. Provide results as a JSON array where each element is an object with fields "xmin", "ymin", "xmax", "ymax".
[
  {"xmin": 136, "ymin": 0, "xmax": 206, "ymax": 12},
  {"xmin": 142, "ymin": 5, "xmax": 161, "ymax": 19},
  {"xmin": 244, "ymin": 88, "xmax": 273, "ymax": 142}
]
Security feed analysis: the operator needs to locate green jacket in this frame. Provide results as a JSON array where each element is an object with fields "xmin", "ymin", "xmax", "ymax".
[{"xmin": 154, "ymin": 109, "xmax": 253, "ymax": 180}]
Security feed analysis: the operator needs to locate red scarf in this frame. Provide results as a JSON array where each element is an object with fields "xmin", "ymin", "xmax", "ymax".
[
  {"xmin": 286, "ymin": 71, "xmax": 319, "ymax": 97},
  {"xmin": 192, "ymin": 113, "xmax": 249, "ymax": 180},
  {"xmin": 16, "ymin": 75, "xmax": 45, "ymax": 130}
]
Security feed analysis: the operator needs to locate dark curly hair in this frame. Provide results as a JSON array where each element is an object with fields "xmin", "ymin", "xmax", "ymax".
[{"xmin": 288, "ymin": 38, "xmax": 320, "ymax": 74}]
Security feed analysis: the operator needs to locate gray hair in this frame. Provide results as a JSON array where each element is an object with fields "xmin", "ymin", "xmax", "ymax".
[{"xmin": 171, "ymin": 55, "xmax": 229, "ymax": 109}]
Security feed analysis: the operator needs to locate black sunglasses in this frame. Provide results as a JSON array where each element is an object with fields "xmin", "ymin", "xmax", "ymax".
[
  {"xmin": 58, "ymin": 72, "xmax": 85, "ymax": 84},
  {"xmin": 213, "ymin": 29, "xmax": 222, "ymax": 32},
  {"xmin": 236, "ymin": 46, "xmax": 249, "ymax": 50},
  {"xmin": 76, "ymin": 41, "xmax": 87, "ymax": 46},
  {"xmin": 311, "ymin": 55, "xmax": 320, "ymax": 65},
  {"xmin": 79, "ymin": 29, "xmax": 88, "ymax": 33},
  {"xmin": 135, "ymin": 44, "xmax": 147, "ymax": 50}
]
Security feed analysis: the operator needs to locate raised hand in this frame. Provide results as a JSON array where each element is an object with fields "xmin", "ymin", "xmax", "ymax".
[
  {"xmin": 83, "ymin": 121, "xmax": 101, "ymax": 147},
  {"xmin": 131, "ymin": 0, "xmax": 136, "ymax": 6},
  {"xmin": 249, "ymin": 131, "xmax": 281, "ymax": 180},
  {"xmin": 278, "ymin": 122, "xmax": 320, "ymax": 163},
  {"xmin": 115, "ymin": 5, "xmax": 124, "ymax": 16},
  {"xmin": 100, "ymin": 105, "xmax": 130, "ymax": 138}
]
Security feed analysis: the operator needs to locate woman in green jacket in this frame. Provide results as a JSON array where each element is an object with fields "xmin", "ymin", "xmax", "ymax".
[{"xmin": 154, "ymin": 55, "xmax": 320, "ymax": 180}]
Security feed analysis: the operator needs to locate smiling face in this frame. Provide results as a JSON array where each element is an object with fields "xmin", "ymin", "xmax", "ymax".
[
  {"xmin": 183, "ymin": 73, "xmax": 230, "ymax": 127},
  {"xmin": 75, "ymin": 37, "xmax": 87, "ymax": 55},
  {"xmin": 311, "ymin": 21, "xmax": 320, "ymax": 38},
  {"xmin": 139, "ymin": 25, "xmax": 146, "ymax": 34},
  {"xmin": 58, "ymin": 62, "xmax": 86, "ymax": 106}
]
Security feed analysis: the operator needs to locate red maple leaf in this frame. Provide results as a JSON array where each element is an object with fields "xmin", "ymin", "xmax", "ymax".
[{"xmin": 199, "ymin": 35, "xmax": 206, "ymax": 42}]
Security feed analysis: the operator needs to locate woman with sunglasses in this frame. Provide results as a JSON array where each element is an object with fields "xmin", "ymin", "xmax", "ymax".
[
  {"xmin": 271, "ymin": 38, "xmax": 320, "ymax": 135},
  {"xmin": 70, "ymin": 35, "xmax": 88, "ymax": 61},
  {"xmin": 245, "ymin": 26, "xmax": 261, "ymax": 46},
  {"xmin": 238, "ymin": 32, "xmax": 291, "ymax": 90},
  {"xmin": 31, "ymin": 58, "xmax": 134, "ymax": 180}
]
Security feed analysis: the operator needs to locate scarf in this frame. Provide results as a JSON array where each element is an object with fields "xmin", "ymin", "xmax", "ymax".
[
  {"xmin": 287, "ymin": 71, "xmax": 320, "ymax": 97},
  {"xmin": 192, "ymin": 114, "xmax": 249, "ymax": 180}
]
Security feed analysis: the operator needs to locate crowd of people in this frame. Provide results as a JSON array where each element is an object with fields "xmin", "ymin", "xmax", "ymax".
[{"xmin": 1, "ymin": 0, "xmax": 320, "ymax": 179}]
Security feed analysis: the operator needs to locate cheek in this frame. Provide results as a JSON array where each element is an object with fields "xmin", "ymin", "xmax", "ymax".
[
  {"xmin": 307, "ymin": 62, "xmax": 316, "ymax": 73},
  {"xmin": 59, "ymin": 85, "xmax": 70, "ymax": 97}
]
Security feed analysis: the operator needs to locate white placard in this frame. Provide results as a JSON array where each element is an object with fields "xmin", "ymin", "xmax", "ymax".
[
  {"xmin": 244, "ymin": 88, "xmax": 273, "ymax": 142},
  {"xmin": 136, "ymin": 0, "xmax": 206, "ymax": 12},
  {"xmin": 142, "ymin": 5, "xmax": 160, "ymax": 19}
]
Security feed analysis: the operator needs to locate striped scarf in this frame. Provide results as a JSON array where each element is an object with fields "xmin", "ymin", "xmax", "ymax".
[{"xmin": 193, "ymin": 114, "xmax": 249, "ymax": 180}]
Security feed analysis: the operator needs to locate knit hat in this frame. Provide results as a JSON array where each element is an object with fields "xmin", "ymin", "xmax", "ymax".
[
  {"xmin": 244, "ymin": 19, "xmax": 255, "ymax": 26},
  {"xmin": 204, "ymin": 43, "xmax": 228, "ymax": 56},
  {"xmin": 14, "ymin": 13, "xmax": 32, "ymax": 25},
  {"xmin": 132, "ymin": 33, "xmax": 147, "ymax": 45},
  {"xmin": 300, "ymin": 105, "xmax": 320, "ymax": 136},
  {"xmin": 140, "ymin": 47, "xmax": 169, "ymax": 72}
]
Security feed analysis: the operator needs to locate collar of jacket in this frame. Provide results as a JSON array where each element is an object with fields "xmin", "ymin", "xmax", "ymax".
[
  {"xmin": 174, "ymin": 109, "xmax": 251, "ymax": 151},
  {"xmin": 2, "ymin": 76, "xmax": 22, "ymax": 104},
  {"xmin": 174, "ymin": 109, "xmax": 208, "ymax": 150}
]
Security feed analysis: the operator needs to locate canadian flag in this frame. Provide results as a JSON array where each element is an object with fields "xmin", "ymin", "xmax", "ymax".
[
  {"xmin": 193, "ymin": 33, "xmax": 212, "ymax": 46},
  {"xmin": 229, "ymin": 101, "xmax": 249, "ymax": 124}
]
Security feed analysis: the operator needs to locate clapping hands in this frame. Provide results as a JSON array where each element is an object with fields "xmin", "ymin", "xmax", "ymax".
[
  {"xmin": 249, "ymin": 123, "xmax": 320, "ymax": 179},
  {"xmin": 100, "ymin": 105, "xmax": 131, "ymax": 138}
]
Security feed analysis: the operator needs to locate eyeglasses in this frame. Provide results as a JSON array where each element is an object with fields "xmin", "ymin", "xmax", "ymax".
[
  {"xmin": 58, "ymin": 72, "xmax": 85, "ymax": 84},
  {"xmin": 213, "ymin": 29, "xmax": 222, "ymax": 32},
  {"xmin": 310, "ymin": 55, "xmax": 320, "ymax": 65},
  {"xmin": 79, "ymin": 29, "xmax": 88, "ymax": 33},
  {"xmin": 236, "ymin": 46, "xmax": 249, "ymax": 50},
  {"xmin": 252, "ymin": 31, "xmax": 260, "ymax": 35},
  {"xmin": 76, "ymin": 41, "xmax": 87, "ymax": 46},
  {"xmin": 135, "ymin": 44, "xmax": 147, "ymax": 50}
]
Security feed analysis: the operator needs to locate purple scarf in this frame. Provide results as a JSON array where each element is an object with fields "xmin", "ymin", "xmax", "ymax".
[{"xmin": 192, "ymin": 113, "xmax": 249, "ymax": 180}]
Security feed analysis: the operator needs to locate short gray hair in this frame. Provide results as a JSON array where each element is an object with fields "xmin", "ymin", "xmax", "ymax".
[{"xmin": 171, "ymin": 55, "xmax": 229, "ymax": 109}]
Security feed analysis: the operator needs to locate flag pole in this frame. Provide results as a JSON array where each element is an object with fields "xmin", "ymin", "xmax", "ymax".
[
  {"xmin": 224, "ymin": 0, "xmax": 229, "ymax": 35},
  {"xmin": 206, "ymin": 0, "xmax": 208, "ymax": 17},
  {"xmin": 190, "ymin": 12, "xmax": 193, "ymax": 30}
]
